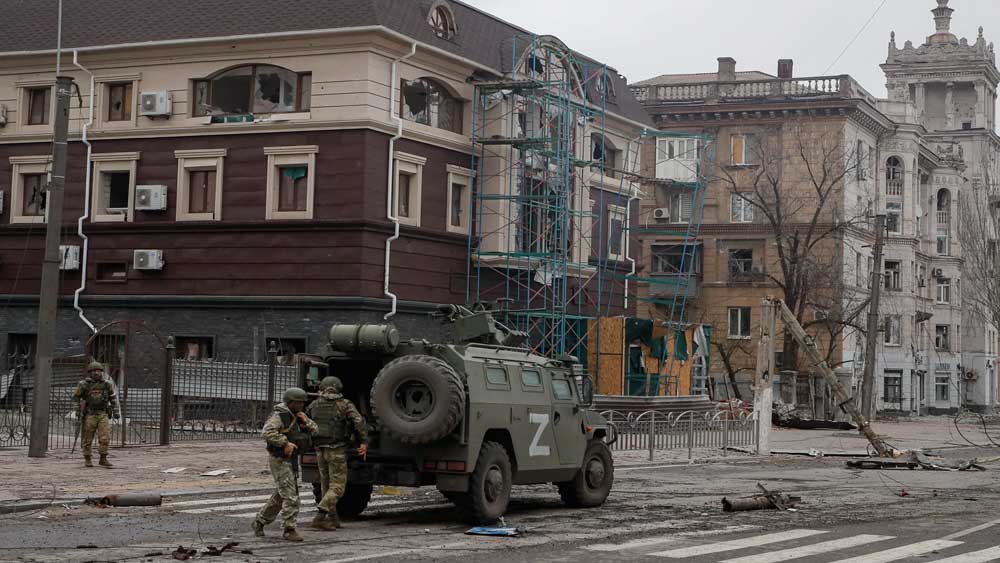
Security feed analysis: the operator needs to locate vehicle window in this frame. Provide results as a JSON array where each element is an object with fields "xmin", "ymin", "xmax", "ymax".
[
  {"xmin": 521, "ymin": 369, "xmax": 542, "ymax": 387},
  {"xmin": 552, "ymin": 379, "xmax": 573, "ymax": 400},
  {"xmin": 486, "ymin": 366, "xmax": 509, "ymax": 385}
]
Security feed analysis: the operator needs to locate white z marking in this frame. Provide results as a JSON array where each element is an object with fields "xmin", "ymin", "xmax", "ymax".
[{"xmin": 528, "ymin": 412, "xmax": 551, "ymax": 456}]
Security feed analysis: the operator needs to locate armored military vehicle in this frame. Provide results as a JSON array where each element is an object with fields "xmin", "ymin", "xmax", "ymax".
[{"xmin": 299, "ymin": 304, "xmax": 615, "ymax": 524}]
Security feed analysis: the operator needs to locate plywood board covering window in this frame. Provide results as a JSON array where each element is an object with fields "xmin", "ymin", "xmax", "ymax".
[
  {"xmin": 91, "ymin": 153, "xmax": 140, "ymax": 222},
  {"xmin": 27, "ymin": 87, "xmax": 51, "ymax": 125},
  {"xmin": 107, "ymin": 83, "xmax": 133, "ymax": 121},
  {"xmin": 393, "ymin": 152, "xmax": 426, "ymax": 227},
  {"xmin": 446, "ymin": 164, "xmax": 472, "ymax": 234},
  {"xmin": 264, "ymin": 146, "xmax": 317, "ymax": 220},
  {"xmin": 175, "ymin": 149, "xmax": 226, "ymax": 221},
  {"xmin": 8, "ymin": 155, "xmax": 51, "ymax": 224}
]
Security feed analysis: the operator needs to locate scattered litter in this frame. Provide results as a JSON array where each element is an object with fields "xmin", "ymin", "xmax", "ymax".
[
  {"xmin": 172, "ymin": 546, "xmax": 197, "ymax": 561},
  {"xmin": 847, "ymin": 452, "xmax": 986, "ymax": 471},
  {"xmin": 722, "ymin": 483, "xmax": 801, "ymax": 512},
  {"xmin": 199, "ymin": 469, "xmax": 232, "ymax": 477},
  {"xmin": 76, "ymin": 544, "xmax": 98, "ymax": 549},
  {"xmin": 807, "ymin": 449, "xmax": 824, "ymax": 458},
  {"xmin": 62, "ymin": 504, "xmax": 78, "ymax": 510},
  {"xmin": 34, "ymin": 512, "xmax": 48, "ymax": 519},
  {"xmin": 162, "ymin": 467, "xmax": 187, "ymax": 474},
  {"xmin": 202, "ymin": 542, "xmax": 239, "ymax": 556},
  {"xmin": 898, "ymin": 488, "xmax": 909, "ymax": 497},
  {"xmin": 466, "ymin": 526, "xmax": 521, "ymax": 537}
]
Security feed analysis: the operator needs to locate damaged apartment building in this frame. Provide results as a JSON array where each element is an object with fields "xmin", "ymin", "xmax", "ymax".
[
  {"xmin": 0, "ymin": 0, "xmax": 648, "ymax": 376},
  {"xmin": 630, "ymin": 0, "xmax": 999, "ymax": 415}
]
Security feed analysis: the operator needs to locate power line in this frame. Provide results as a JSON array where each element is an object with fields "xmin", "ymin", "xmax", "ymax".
[{"xmin": 823, "ymin": 0, "xmax": 889, "ymax": 75}]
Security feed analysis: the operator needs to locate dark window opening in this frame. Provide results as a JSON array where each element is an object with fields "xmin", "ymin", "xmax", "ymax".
[
  {"xmin": 21, "ymin": 173, "xmax": 47, "ymax": 216},
  {"xmin": 27, "ymin": 87, "xmax": 50, "ymax": 125},
  {"xmin": 96, "ymin": 262, "xmax": 128, "ymax": 283},
  {"xmin": 428, "ymin": 5, "xmax": 457, "ymax": 40},
  {"xmin": 174, "ymin": 336, "xmax": 215, "ymax": 360},
  {"xmin": 188, "ymin": 169, "xmax": 216, "ymax": 214},
  {"xmin": 396, "ymin": 172, "xmax": 413, "ymax": 218},
  {"xmin": 591, "ymin": 134, "xmax": 619, "ymax": 178},
  {"xmin": 450, "ymin": 182, "xmax": 465, "ymax": 228},
  {"xmin": 100, "ymin": 171, "xmax": 131, "ymax": 212},
  {"xmin": 728, "ymin": 249, "xmax": 756, "ymax": 281},
  {"xmin": 271, "ymin": 337, "xmax": 307, "ymax": 365},
  {"xmin": 883, "ymin": 371, "xmax": 903, "ymax": 403},
  {"xmin": 193, "ymin": 65, "xmax": 310, "ymax": 116},
  {"xmin": 400, "ymin": 78, "xmax": 462, "ymax": 134},
  {"xmin": 962, "ymin": 121, "xmax": 973, "ymax": 130},
  {"xmin": 107, "ymin": 83, "xmax": 133, "ymax": 122},
  {"xmin": 652, "ymin": 244, "xmax": 700, "ymax": 275}
]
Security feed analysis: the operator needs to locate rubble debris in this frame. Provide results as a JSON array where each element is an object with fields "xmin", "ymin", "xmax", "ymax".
[
  {"xmin": 143, "ymin": 552, "xmax": 165, "ymax": 557},
  {"xmin": 846, "ymin": 459, "xmax": 919, "ymax": 470},
  {"xmin": 162, "ymin": 467, "xmax": 187, "ymax": 474},
  {"xmin": 722, "ymin": 483, "xmax": 801, "ymax": 512},
  {"xmin": 202, "ymin": 542, "xmax": 239, "ymax": 556},
  {"xmin": 772, "ymin": 401, "xmax": 856, "ymax": 430},
  {"xmin": 199, "ymin": 469, "xmax": 232, "ymax": 477},
  {"xmin": 847, "ymin": 452, "xmax": 986, "ymax": 471},
  {"xmin": 86, "ymin": 493, "xmax": 163, "ymax": 507},
  {"xmin": 172, "ymin": 546, "xmax": 197, "ymax": 561}
]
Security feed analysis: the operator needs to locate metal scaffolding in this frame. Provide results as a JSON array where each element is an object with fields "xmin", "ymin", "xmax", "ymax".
[{"xmin": 467, "ymin": 35, "xmax": 639, "ymax": 360}]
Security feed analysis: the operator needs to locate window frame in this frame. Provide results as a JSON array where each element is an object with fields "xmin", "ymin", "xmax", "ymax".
[
  {"xmin": 399, "ymin": 77, "xmax": 463, "ymax": 134},
  {"xmin": 192, "ymin": 65, "xmax": 312, "ymax": 117},
  {"xmin": 551, "ymin": 377, "xmax": 574, "ymax": 401},
  {"xmin": 264, "ymin": 145, "xmax": 318, "ymax": 220},
  {"xmin": 446, "ymin": 164, "xmax": 472, "ymax": 234},
  {"xmin": 95, "ymin": 74, "xmax": 141, "ymax": 128},
  {"xmin": 8, "ymin": 155, "xmax": 51, "ymax": 224},
  {"xmin": 936, "ymin": 277, "xmax": 951, "ymax": 304},
  {"xmin": 607, "ymin": 204, "xmax": 627, "ymax": 261},
  {"xmin": 883, "ymin": 370, "xmax": 903, "ymax": 403},
  {"xmin": 883, "ymin": 315, "xmax": 901, "ymax": 346},
  {"xmin": 935, "ymin": 324, "xmax": 951, "ymax": 351},
  {"xmin": 886, "ymin": 200, "xmax": 902, "ymax": 235},
  {"xmin": 728, "ymin": 306, "xmax": 752, "ymax": 339},
  {"xmin": 175, "ymin": 149, "xmax": 227, "ymax": 221},
  {"xmin": 884, "ymin": 260, "xmax": 901, "ymax": 291},
  {"xmin": 16, "ymin": 80, "xmax": 55, "ymax": 131},
  {"xmin": 520, "ymin": 368, "xmax": 544, "ymax": 391},
  {"xmin": 428, "ymin": 4, "xmax": 457, "ymax": 40},
  {"xmin": 106, "ymin": 82, "xmax": 133, "ymax": 122},
  {"xmin": 731, "ymin": 192, "xmax": 754, "ymax": 223},
  {"xmin": 393, "ymin": 152, "xmax": 426, "ymax": 227},
  {"xmin": 173, "ymin": 335, "xmax": 216, "ymax": 360},
  {"xmin": 95, "ymin": 262, "xmax": 129, "ymax": 283},
  {"xmin": 935, "ymin": 374, "xmax": 951, "ymax": 401},
  {"xmin": 485, "ymin": 365, "xmax": 510, "ymax": 388},
  {"xmin": 90, "ymin": 152, "xmax": 141, "ymax": 223},
  {"xmin": 730, "ymin": 133, "xmax": 755, "ymax": 166}
]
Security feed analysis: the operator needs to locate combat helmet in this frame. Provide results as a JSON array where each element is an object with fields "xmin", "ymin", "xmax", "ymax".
[
  {"xmin": 320, "ymin": 376, "xmax": 343, "ymax": 391},
  {"xmin": 87, "ymin": 360, "xmax": 105, "ymax": 374},
  {"xmin": 283, "ymin": 387, "xmax": 308, "ymax": 403}
]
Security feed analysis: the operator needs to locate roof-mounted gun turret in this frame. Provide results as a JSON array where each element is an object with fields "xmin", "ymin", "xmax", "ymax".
[{"xmin": 433, "ymin": 303, "xmax": 528, "ymax": 348}]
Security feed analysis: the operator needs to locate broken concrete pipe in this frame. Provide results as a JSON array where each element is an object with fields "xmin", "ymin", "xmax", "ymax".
[
  {"xmin": 92, "ymin": 493, "xmax": 163, "ymax": 507},
  {"xmin": 722, "ymin": 493, "xmax": 801, "ymax": 512}
]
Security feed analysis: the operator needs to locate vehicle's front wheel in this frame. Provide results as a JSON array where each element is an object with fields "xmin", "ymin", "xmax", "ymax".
[
  {"xmin": 557, "ymin": 440, "xmax": 614, "ymax": 507},
  {"xmin": 456, "ymin": 441, "xmax": 512, "ymax": 524},
  {"xmin": 337, "ymin": 483, "xmax": 374, "ymax": 519}
]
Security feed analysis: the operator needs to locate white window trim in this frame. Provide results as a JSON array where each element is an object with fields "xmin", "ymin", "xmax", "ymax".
[
  {"xmin": 264, "ymin": 145, "xmax": 318, "ymax": 220},
  {"xmin": 936, "ymin": 278, "xmax": 951, "ymax": 304},
  {"xmin": 446, "ymin": 164, "xmax": 472, "ymax": 234},
  {"xmin": 16, "ymin": 80, "xmax": 56, "ymax": 132},
  {"xmin": 9, "ymin": 155, "xmax": 52, "ymax": 224},
  {"xmin": 175, "ymin": 149, "xmax": 226, "ymax": 221},
  {"xmin": 394, "ymin": 151, "xmax": 426, "ymax": 227},
  {"xmin": 607, "ymin": 204, "xmax": 627, "ymax": 261},
  {"xmin": 90, "ymin": 152, "xmax": 141, "ymax": 223},
  {"xmin": 96, "ymin": 73, "xmax": 141, "ymax": 129},
  {"xmin": 731, "ymin": 192, "xmax": 753, "ymax": 223},
  {"xmin": 728, "ymin": 306, "xmax": 751, "ymax": 339},
  {"xmin": 884, "ymin": 315, "xmax": 902, "ymax": 346}
]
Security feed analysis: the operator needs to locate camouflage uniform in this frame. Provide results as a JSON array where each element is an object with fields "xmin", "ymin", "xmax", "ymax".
[
  {"xmin": 255, "ymin": 402, "xmax": 317, "ymax": 531},
  {"xmin": 307, "ymin": 388, "xmax": 368, "ymax": 516},
  {"xmin": 72, "ymin": 371, "xmax": 118, "ymax": 465}
]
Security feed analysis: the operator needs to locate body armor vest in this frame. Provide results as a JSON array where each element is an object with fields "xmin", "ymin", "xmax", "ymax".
[
  {"xmin": 80, "ymin": 379, "xmax": 113, "ymax": 413},
  {"xmin": 310, "ymin": 398, "xmax": 347, "ymax": 447}
]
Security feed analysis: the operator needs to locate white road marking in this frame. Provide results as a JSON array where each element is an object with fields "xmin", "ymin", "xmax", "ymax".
[
  {"xmin": 650, "ymin": 529, "xmax": 828, "ymax": 559},
  {"xmin": 827, "ymin": 539, "xmax": 963, "ymax": 563},
  {"xmin": 933, "ymin": 546, "xmax": 1000, "ymax": 563},
  {"xmin": 181, "ymin": 499, "xmax": 315, "ymax": 514},
  {"xmin": 943, "ymin": 518, "xmax": 1000, "ymax": 540},
  {"xmin": 617, "ymin": 460, "xmax": 761, "ymax": 472},
  {"xmin": 313, "ymin": 541, "xmax": 469, "ymax": 563},
  {"xmin": 584, "ymin": 525, "xmax": 758, "ymax": 552},
  {"xmin": 167, "ymin": 494, "xmax": 273, "ymax": 507},
  {"xmin": 721, "ymin": 534, "xmax": 895, "ymax": 563}
]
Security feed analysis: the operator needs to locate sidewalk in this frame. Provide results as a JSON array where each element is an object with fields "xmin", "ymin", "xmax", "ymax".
[{"xmin": 769, "ymin": 415, "xmax": 1000, "ymax": 453}]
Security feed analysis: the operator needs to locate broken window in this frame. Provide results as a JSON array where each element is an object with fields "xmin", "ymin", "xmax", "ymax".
[
  {"xmin": 591, "ymin": 134, "xmax": 619, "ymax": 178},
  {"xmin": 731, "ymin": 134, "xmax": 755, "ymax": 165},
  {"xmin": 188, "ymin": 169, "xmax": 216, "ymax": 214},
  {"xmin": 400, "ymin": 78, "xmax": 462, "ymax": 134},
  {"xmin": 886, "ymin": 201, "xmax": 902, "ymax": 234},
  {"xmin": 607, "ymin": 205, "xmax": 627, "ymax": 259},
  {"xmin": 428, "ymin": 4, "xmax": 457, "ymax": 39},
  {"xmin": 271, "ymin": 337, "xmax": 307, "ymax": 365},
  {"xmin": 98, "ymin": 171, "xmax": 131, "ymax": 215},
  {"xmin": 935, "ymin": 325, "xmax": 950, "ymax": 351},
  {"xmin": 95, "ymin": 262, "xmax": 128, "ymax": 283},
  {"xmin": 883, "ymin": 316, "xmax": 901, "ymax": 345},
  {"xmin": 26, "ymin": 87, "xmax": 50, "ymax": 125},
  {"xmin": 20, "ymin": 173, "xmax": 47, "ymax": 216},
  {"xmin": 277, "ymin": 166, "xmax": 308, "ymax": 212},
  {"xmin": 107, "ymin": 82, "xmax": 133, "ymax": 122},
  {"xmin": 174, "ymin": 336, "xmax": 215, "ymax": 360},
  {"xmin": 193, "ymin": 65, "xmax": 310, "ymax": 116},
  {"xmin": 450, "ymin": 180, "xmax": 465, "ymax": 228},
  {"xmin": 728, "ymin": 249, "xmax": 754, "ymax": 281},
  {"xmin": 731, "ymin": 192, "xmax": 753, "ymax": 223},
  {"xmin": 652, "ymin": 244, "xmax": 699, "ymax": 275}
]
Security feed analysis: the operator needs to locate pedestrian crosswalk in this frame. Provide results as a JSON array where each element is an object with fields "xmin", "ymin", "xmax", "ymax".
[{"xmin": 583, "ymin": 527, "xmax": 1000, "ymax": 562}]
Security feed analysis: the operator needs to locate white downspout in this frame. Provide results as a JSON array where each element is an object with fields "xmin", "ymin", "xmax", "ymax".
[
  {"xmin": 384, "ymin": 41, "xmax": 417, "ymax": 320},
  {"xmin": 72, "ymin": 50, "xmax": 96, "ymax": 333},
  {"xmin": 623, "ymin": 193, "xmax": 640, "ymax": 310}
]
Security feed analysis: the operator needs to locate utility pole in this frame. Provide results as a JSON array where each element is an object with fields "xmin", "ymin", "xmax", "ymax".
[
  {"xmin": 27, "ymin": 74, "xmax": 73, "ymax": 458},
  {"xmin": 753, "ymin": 298, "xmax": 776, "ymax": 455},
  {"xmin": 860, "ymin": 213, "xmax": 887, "ymax": 428}
]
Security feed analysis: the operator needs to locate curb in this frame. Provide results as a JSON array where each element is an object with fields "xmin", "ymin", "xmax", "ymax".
[{"xmin": 0, "ymin": 483, "xmax": 278, "ymax": 515}]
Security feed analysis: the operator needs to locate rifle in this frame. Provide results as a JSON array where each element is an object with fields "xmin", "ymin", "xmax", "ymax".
[{"xmin": 70, "ymin": 400, "xmax": 86, "ymax": 454}]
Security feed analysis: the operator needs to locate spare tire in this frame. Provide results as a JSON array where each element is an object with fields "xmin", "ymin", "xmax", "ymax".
[{"xmin": 371, "ymin": 355, "xmax": 465, "ymax": 444}]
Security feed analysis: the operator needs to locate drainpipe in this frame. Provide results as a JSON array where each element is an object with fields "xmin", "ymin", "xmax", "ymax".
[
  {"xmin": 72, "ymin": 50, "xmax": 96, "ymax": 333},
  {"xmin": 383, "ymin": 41, "xmax": 417, "ymax": 320},
  {"xmin": 623, "ymin": 192, "xmax": 641, "ymax": 310}
]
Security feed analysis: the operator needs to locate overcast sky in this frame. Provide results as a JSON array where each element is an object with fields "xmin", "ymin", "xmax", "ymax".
[{"xmin": 462, "ymin": 0, "xmax": 1000, "ymax": 97}]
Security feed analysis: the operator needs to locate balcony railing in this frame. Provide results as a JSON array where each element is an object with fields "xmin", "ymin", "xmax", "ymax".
[
  {"xmin": 887, "ymin": 179, "xmax": 903, "ymax": 196},
  {"xmin": 630, "ymin": 75, "xmax": 877, "ymax": 107}
]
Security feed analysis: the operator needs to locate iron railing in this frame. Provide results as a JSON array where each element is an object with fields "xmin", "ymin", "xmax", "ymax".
[{"xmin": 601, "ymin": 409, "xmax": 758, "ymax": 460}]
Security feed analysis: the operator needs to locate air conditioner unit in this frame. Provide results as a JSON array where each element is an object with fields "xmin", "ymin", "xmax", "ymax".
[
  {"xmin": 933, "ymin": 268, "xmax": 944, "ymax": 278},
  {"xmin": 139, "ymin": 91, "xmax": 172, "ymax": 117},
  {"xmin": 135, "ymin": 185, "xmax": 167, "ymax": 211},
  {"xmin": 0, "ymin": 104, "xmax": 7, "ymax": 127},
  {"xmin": 133, "ymin": 249, "xmax": 164, "ymax": 270},
  {"xmin": 59, "ymin": 245, "xmax": 80, "ymax": 271},
  {"xmin": 653, "ymin": 208, "xmax": 670, "ymax": 220},
  {"xmin": 964, "ymin": 370, "xmax": 977, "ymax": 381}
]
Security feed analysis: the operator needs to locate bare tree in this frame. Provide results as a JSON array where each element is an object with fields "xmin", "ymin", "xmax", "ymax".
[
  {"xmin": 716, "ymin": 119, "xmax": 867, "ymax": 373},
  {"xmin": 958, "ymin": 139, "xmax": 1000, "ymax": 333}
]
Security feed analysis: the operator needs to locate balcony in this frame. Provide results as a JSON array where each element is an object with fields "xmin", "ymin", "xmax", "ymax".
[
  {"xmin": 630, "ymin": 75, "xmax": 877, "ymax": 107},
  {"xmin": 887, "ymin": 179, "xmax": 903, "ymax": 196}
]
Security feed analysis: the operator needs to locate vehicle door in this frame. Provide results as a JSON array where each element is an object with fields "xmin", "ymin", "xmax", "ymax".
[
  {"xmin": 549, "ymin": 369, "xmax": 585, "ymax": 466},
  {"xmin": 510, "ymin": 366, "xmax": 559, "ymax": 469}
]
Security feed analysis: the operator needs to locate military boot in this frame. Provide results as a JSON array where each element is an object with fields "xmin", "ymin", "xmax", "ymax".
[
  {"xmin": 83, "ymin": 456, "xmax": 93, "ymax": 468},
  {"xmin": 328, "ymin": 510, "xmax": 341, "ymax": 529},
  {"xmin": 311, "ymin": 510, "xmax": 336, "ymax": 531},
  {"xmin": 251, "ymin": 520, "xmax": 265, "ymax": 537},
  {"xmin": 98, "ymin": 455, "xmax": 113, "ymax": 468},
  {"xmin": 283, "ymin": 528, "xmax": 304, "ymax": 542}
]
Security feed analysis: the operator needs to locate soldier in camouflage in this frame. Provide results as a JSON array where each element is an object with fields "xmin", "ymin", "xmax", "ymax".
[
  {"xmin": 252, "ymin": 387, "xmax": 318, "ymax": 542},
  {"xmin": 72, "ymin": 361, "xmax": 119, "ymax": 468},
  {"xmin": 306, "ymin": 376, "xmax": 368, "ymax": 531}
]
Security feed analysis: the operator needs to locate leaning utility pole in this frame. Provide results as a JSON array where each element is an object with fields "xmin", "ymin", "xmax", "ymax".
[
  {"xmin": 27, "ymin": 74, "xmax": 73, "ymax": 458},
  {"xmin": 860, "ymin": 214, "xmax": 887, "ymax": 427},
  {"xmin": 753, "ymin": 298, "xmax": 777, "ymax": 455}
]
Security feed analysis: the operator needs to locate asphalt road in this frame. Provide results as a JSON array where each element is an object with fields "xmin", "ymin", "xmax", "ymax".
[{"xmin": 3, "ymin": 449, "xmax": 999, "ymax": 563}]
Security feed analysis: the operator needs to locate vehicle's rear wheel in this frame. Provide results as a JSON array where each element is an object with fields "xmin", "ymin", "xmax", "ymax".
[
  {"xmin": 455, "ymin": 441, "xmax": 512, "ymax": 524},
  {"xmin": 557, "ymin": 440, "xmax": 614, "ymax": 508},
  {"xmin": 371, "ymin": 355, "xmax": 466, "ymax": 445},
  {"xmin": 337, "ymin": 483, "xmax": 374, "ymax": 519}
]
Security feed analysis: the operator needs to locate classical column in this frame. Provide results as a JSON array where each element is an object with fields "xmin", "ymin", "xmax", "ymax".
[
  {"xmin": 945, "ymin": 82, "xmax": 955, "ymax": 129},
  {"xmin": 975, "ymin": 81, "xmax": 987, "ymax": 128},
  {"xmin": 914, "ymin": 83, "xmax": 926, "ymax": 122}
]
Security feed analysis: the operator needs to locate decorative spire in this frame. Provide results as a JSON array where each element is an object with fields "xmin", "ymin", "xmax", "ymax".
[{"xmin": 928, "ymin": 0, "xmax": 958, "ymax": 44}]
